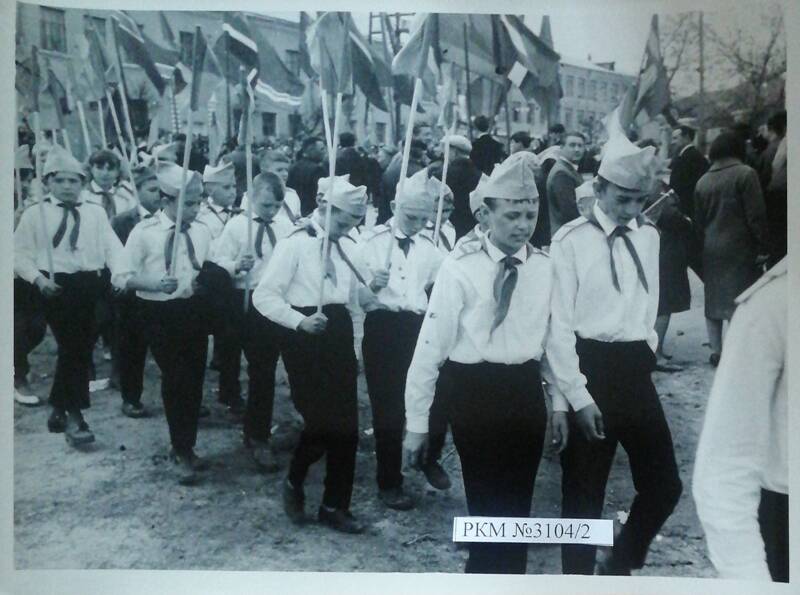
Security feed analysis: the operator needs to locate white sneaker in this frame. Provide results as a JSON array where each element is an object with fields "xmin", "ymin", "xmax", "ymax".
[
  {"xmin": 14, "ymin": 389, "xmax": 41, "ymax": 406},
  {"xmin": 89, "ymin": 378, "xmax": 111, "ymax": 393}
]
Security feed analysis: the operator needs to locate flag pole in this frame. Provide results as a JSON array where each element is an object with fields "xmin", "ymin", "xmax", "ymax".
[
  {"xmin": 170, "ymin": 79, "xmax": 180, "ymax": 136},
  {"xmin": 111, "ymin": 19, "xmax": 139, "ymax": 165},
  {"xmin": 224, "ymin": 31, "xmax": 232, "ymax": 142},
  {"xmin": 433, "ymin": 120, "xmax": 456, "ymax": 246},
  {"xmin": 105, "ymin": 88, "xmax": 141, "ymax": 206},
  {"xmin": 62, "ymin": 128, "xmax": 74, "ymax": 155},
  {"xmin": 503, "ymin": 83, "xmax": 512, "ymax": 154},
  {"xmin": 31, "ymin": 112, "xmax": 55, "ymax": 277},
  {"xmin": 463, "ymin": 22, "xmax": 474, "ymax": 141},
  {"xmin": 77, "ymin": 100, "xmax": 92, "ymax": 155},
  {"xmin": 383, "ymin": 76, "xmax": 422, "ymax": 269},
  {"xmin": 317, "ymin": 85, "xmax": 343, "ymax": 312},
  {"xmin": 97, "ymin": 98, "xmax": 108, "ymax": 148},
  {"xmin": 243, "ymin": 78, "xmax": 255, "ymax": 312},
  {"xmin": 168, "ymin": 116, "xmax": 194, "ymax": 277},
  {"xmin": 13, "ymin": 138, "xmax": 24, "ymax": 214}
]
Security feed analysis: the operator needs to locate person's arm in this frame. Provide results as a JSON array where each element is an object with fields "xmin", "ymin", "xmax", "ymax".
[
  {"xmin": 100, "ymin": 210, "xmax": 126, "ymax": 278},
  {"xmin": 544, "ymin": 238, "xmax": 595, "ymax": 412},
  {"xmin": 739, "ymin": 168, "xmax": 770, "ymax": 257},
  {"xmin": 13, "ymin": 207, "xmax": 45, "ymax": 285},
  {"xmin": 251, "ymin": 237, "xmax": 305, "ymax": 330},
  {"xmin": 692, "ymin": 282, "xmax": 785, "ymax": 580},
  {"xmin": 404, "ymin": 260, "xmax": 464, "ymax": 434},
  {"xmin": 211, "ymin": 220, "xmax": 244, "ymax": 277}
]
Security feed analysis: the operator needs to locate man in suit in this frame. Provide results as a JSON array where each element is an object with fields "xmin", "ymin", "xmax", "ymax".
[
  {"xmin": 469, "ymin": 115, "xmax": 506, "ymax": 175},
  {"xmin": 669, "ymin": 125, "xmax": 709, "ymax": 220},
  {"xmin": 546, "ymin": 131, "xmax": 586, "ymax": 237}
]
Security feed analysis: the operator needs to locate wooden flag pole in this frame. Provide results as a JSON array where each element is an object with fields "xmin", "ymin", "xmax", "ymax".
[
  {"xmin": 13, "ymin": 138, "xmax": 24, "ymax": 214},
  {"xmin": 77, "ymin": 101, "xmax": 92, "ymax": 155},
  {"xmin": 243, "ymin": 90, "xmax": 255, "ymax": 312},
  {"xmin": 97, "ymin": 98, "xmax": 108, "ymax": 148},
  {"xmin": 463, "ymin": 22, "xmax": 474, "ymax": 141},
  {"xmin": 168, "ymin": 115, "xmax": 195, "ymax": 276},
  {"xmin": 316, "ymin": 84, "xmax": 344, "ymax": 312},
  {"xmin": 31, "ymin": 112, "xmax": 55, "ymax": 277},
  {"xmin": 62, "ymin": 128, "xmax": 74, "ymax": 155},
  {"xmin": 105, "ymin": 89, "xmax": 141, "ymax": 205},
  {"xmin": 433, "ymin": 120, "xmax": 456, "ymax": 246},
  {"xmin": 383, "ymin": 76, "xmax": 422, "ymax": 269}
]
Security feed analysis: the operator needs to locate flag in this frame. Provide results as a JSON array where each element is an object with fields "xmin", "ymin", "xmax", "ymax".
[
  {"xmin": 215, "ymin": 12, "xmax": 304, "ymax": 109},
  {"xmin": 44, "ymin": 59, "xmax": 69, "ymax": 129},
  {"xmin": 539, "ymin": 16, "xmax": 554, "ymax": 49},
  {"xmin": 436, "ymin": 62, "xmax": 460, "ymax": 129},
  {"xmin": 298, "ymin": 12, "xmax": 315, "ymax": 78},
  {"xmin": 156, "ymin": 12, "xmax": 191, "ymax": 83},
  {"xmin": 216, "ymin": 12, "xmax": 258, "ymax": 82},
  {"xmin": 307, "ymin": 12, "xmax": 353, "ymax": 95},
  {"xmin": 344, "ymin": 13, "xmax": 387, "ymax": 111},
  {"xmin": 159, "ymin": 12, "xmax": 177, "ymax": 49},
  {"xmin": 392, "ymin": 13, "xmax": 443, "ymax": 80},
  {"xmin": 189, "ymin": 27, "xmax": 208, "ymax": 112},
  {"xmin": 30, "ymin": 46, "xmax": 41, "ymax": 112},
  {"xmin": 111, "ymin": 12, "xmax": 167, "ymax": 95},
  {"xmin": 634, "ymin": 15, "xmax": 670, "ymax": 119},
  {"xmin": 84, "ymin": 19, "xmax": 111, "ymax": 98}
]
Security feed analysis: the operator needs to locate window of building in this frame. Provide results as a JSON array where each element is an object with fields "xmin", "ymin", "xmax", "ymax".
[
  {"xmin": 565, "ymin": 75, "xmax": 574, "ymax": 97},
  {"xmin": 589, "ymin": 80, "xmax": 597, "ymax": 100},
  {"xmin": 179, "ymin": 31, "xmax": 194, "ymax": 65},
  {"xmin": 85, "ymin": 15, "xmax": 107, "ymax": 41},
  {"xmin": 40, "ymin": 7, "xmax": 67, "ymax": 53},
  {"xmin": 577, "ymin": 78, "xmax": 585, "ymax": 99},
  {"xmin": 564, "ymin": 108, "xmax": 573, "ymax": 129},
  {"xmin": 261, "ymin": 112, "xmax": 277, "ymax": 137},
  {"xmin": 599, "ymin": 81, "xmax": 607, "ymax": 102},
  {"xmin": 375, "ymin": 122, "xmax": 387, "ymax": 144},
  {"xmin": 285, "ymin": 50, "xmax": 300, "ymax": 77},
  {"xmin": 289, "ymin": 113, "xmax": 303, "ymax": 137}
]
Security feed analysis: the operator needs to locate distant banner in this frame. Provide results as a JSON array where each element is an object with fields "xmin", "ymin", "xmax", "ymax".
[{"xmin": 452, "ymin": 517, "xmax": 614, "ymax": 545}]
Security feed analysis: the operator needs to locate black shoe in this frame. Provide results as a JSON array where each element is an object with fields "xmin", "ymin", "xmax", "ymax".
[
  {"xmin": 378, "ymin": 487, "xmax": 415, "ymax": 511},
  {"xmin": 198, "ymin": 405, "xmax": 211, "ymax": 418},
  {"xmin": 422, "ymin": 461, "xmax": 452, "ymax": 490},
  {"xmin": 596, "ymin": 554, "xmax": 631, "ymax": 576},
  {"xmin": 121, "ymin": 401, "xmax": 148, "ymax": 419},
  {"xmin": 282, "ymin": 479, "xmax": 306, "ymax": 525},
  {"xmin": 65, "ymin": 414, "xmax": 95, "ymax": 446},
  {"xmin": 244, "ymin": 436, "xmax": 280, "ymax": 473},
  {"xmin": 187, "ymin": 450, "xmax": 210, "ymax": 472},
  {"xmin": 170, "ymin": 450, "xmax": 200, "ymax": 486},
  {"xmin": 318, "ymin": 506, "xmax": 365, "ymax": 534},
  {"xmin": 47, "ymin": 409, "xmax": 67, "ymax": 433}
]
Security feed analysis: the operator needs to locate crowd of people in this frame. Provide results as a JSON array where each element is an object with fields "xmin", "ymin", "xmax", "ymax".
[{"xmin": 12, "ymin": 105, "xmax": 787, "ymax": 580}]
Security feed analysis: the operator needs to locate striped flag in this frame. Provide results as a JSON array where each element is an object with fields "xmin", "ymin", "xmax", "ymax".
[
  {"xmin": 344, "ymin": 13, "xmax": 388, "ymax": 111},
  {"xmin": 217, "ymin": 12, "xmax": 258, "ymax": 83},
  {"xmin": 298, "ymin": 12, "xmax": 315, "ymax": 78}
]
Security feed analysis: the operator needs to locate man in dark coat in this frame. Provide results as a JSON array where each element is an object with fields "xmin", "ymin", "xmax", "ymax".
[
  {"xmin": 469, "ymin": 115, "xmax": 506, "ymax": 175},
  {"xmin": 546, "ymin": 131, "xmax": 585, "ymax": 236},
  {"xmin": 669, "ymin": 125, "xmax": 709, "ymax": 220},
  {"xmin": 430, "ymin": 155, "xmax": 482, "ymax": 240},
  {"xmin": 287, "ymin": 136, "xmax": 327, "ymax": 216}
]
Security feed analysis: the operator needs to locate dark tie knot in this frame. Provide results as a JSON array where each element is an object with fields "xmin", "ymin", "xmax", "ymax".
[
  {"xmin": 58, "ymin": 201, "xmax": 80, "ymax": 211},
  {"xmin": 502, "ymin": 255, "xmax": 521, "ymax": 270},
  {"xmin": 172, "ymin": 222, "xmax": 191, "ymax": 233},
  {"xmin": 611, "ymin": 225, "xmax": 630, "ymax": 238}
]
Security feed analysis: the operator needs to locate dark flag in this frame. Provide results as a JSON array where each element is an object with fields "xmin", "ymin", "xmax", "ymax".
[
  {"xmin": 110, "ymin": 11, "xmax": 167, "ymax": 96},
  {"xmin": 189, "ymin": 26, "xmax": 208, "ymax": 112}
]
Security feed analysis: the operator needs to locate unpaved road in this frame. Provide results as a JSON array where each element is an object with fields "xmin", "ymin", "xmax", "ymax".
[{"xmin": 14, "ymin": 275, "xmax": 716, "ymax": 577}]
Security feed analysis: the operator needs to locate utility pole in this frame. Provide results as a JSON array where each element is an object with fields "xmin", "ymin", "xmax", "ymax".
[{"xmin": 697, "ymin": 11, "xmax": 706, "ymax": 153}]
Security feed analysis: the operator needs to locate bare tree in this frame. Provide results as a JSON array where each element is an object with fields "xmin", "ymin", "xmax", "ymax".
[{"xmin": 660, "ymin": 12, "xmax": 697, "ymax": 87}]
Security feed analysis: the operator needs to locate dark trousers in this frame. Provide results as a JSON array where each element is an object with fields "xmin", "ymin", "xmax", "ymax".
[
  {"xmin": 14, "ymin": 278, "xmax": 47, "ymax": 383},
  {"xmin": 216, "ymin": 318, "xmax": 242, "ymax": 405},
  {"xmin": 115, "ymin": 295, "xmax": 149, "ymax": 405},
  {"xmin": 141, "ymin": 298, "xmax": 209, "ymax": 453},
  {"xmin": 759, "ymin": 488, "xmax": 789, "ymax": 583},
  {"xmin": 443, "ymin": 359, "xmax": 547, "ymax": 575},
  {"xmin": 362, "ymin": 310, "xmax": 423, "ymax": 490},
  {"xmin": 89, "ymin": 269, "xmax": 114, "ymax": 381},
  {"xmin": 41, "ymin": 271, "xmax": 106, "ymax": 411},
  {"xmin": 239, "ymin": 290, "xmax": 282, "ymax": 442},
  {"xmin": 282, "ymin": 304, "xmax": 358, "ymax": 510},
  {"xmin": 560, "ymin": 338, "xmax": 683, "ymax": 574}
]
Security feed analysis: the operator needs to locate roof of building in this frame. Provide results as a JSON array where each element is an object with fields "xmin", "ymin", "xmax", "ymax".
[{"xmin": 560, "ymin": 55, "xmax": 635, "ymax": 78}]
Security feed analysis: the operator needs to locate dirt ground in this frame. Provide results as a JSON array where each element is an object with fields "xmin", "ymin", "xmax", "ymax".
[{"xmin": 14, "ymin": 274, "xmax": 717, "ymax": 577}]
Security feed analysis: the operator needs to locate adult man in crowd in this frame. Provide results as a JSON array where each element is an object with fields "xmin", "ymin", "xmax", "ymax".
[
  {"xmin": 546, "ymin": 131, "xmax": 585, "ymax": 237},
  {"xmin": 287, "ymin": 136, "xmax": 327, "ymax": 216},
  {"xmin": 469, "ymin": 115, "xmax": 506, "ymax": 175},
  {"xmin": 510, "ymin": 130, "xmax": 533, "ymax": 155}
]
